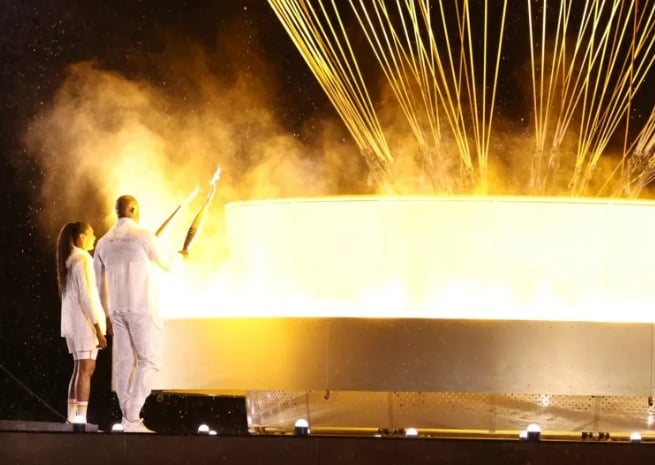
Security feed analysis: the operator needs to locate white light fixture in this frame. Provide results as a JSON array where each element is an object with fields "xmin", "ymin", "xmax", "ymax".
[
  {"xmin": 526, "ymin": 423, "xmax": 541, "ymax": 441},
  {"xmin": 519, "ymin": 430, "xmax": 528, "ymax": 441},
  {"xmin": 111, "ymin": 423, "xmax": 124, "ymax": 433},
  {"xmin": 294, "ymin": 418, "xmax": 310, "ymax": 436},
  {"xmin": 405, "ymin": 427, "xmax": 418, "ymax": 438},
  {"xmin": 197, "ymin": 424, "xmax": 210, "ymax": 435},
  {"xmin": 209, "ymin": 430, "xmax": 218, "ymax": 436},
  {"xmin": 630, "ymin": 432, "xmax": 642, "ymax": 443},
  {"xmin": 72, "ymin": 415, "xmax": 86, "ymax": 433}
]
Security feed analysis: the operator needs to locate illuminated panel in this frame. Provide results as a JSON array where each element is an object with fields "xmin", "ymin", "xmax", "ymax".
[
  {"xmin": 154, "ymin": 317, "xmax": 653, "ymax": 394},
  {"xmin": 223, "ymin": 196, "xmax": 655, "ymax": 322}
]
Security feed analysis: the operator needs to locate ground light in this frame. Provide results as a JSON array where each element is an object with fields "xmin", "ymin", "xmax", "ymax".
[
  {"xmin": 294, "ymin": 419, "xmax": 310, "ymax": 436},
  {"xmin": 197, "ymin": 424, "xmax": 210, "ymax": 435},
  {"xmin": 405, "ymin": 428, "xmax": 418, "ymax": 438},
  {"xmin": 526, "ymin": 423, "xmax": 541, "ymax": 441},
  {"xmin": 519, "ymin": 424, "xmax": 541, "ymax": 441},
  {"xmin": 72, "ymin": 416, "xmax": 86, "ymax": 433}
]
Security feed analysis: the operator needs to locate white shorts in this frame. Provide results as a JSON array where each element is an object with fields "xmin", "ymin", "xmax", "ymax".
[
  {"xmin": 66, "ymin": 338, "xmax": 98, "ymax": 360},
  {"xmin": 72, "ymin": 350, "xmax": 98, "ymax": 360}
]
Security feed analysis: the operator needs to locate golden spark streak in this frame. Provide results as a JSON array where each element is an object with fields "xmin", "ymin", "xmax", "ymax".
[{"xmin": 268, "ymin": 0, "xmax": 655, "ymax": 197}]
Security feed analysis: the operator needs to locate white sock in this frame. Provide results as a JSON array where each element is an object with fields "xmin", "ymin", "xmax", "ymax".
[
  {"xmin": 67, "ymin": 399, "xmax": 77, "ymax": 423},
  {"xmin": 76, "ymin": 401, "xmax": 88, "ymax": 423}
]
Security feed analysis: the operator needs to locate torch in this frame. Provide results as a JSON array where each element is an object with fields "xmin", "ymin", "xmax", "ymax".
[
  {"xmin": 155, "ymin": 187, "xmax": 200, "ymax": 237},
  {"xmin": 181, "ymin": 165, "xmax": 221, "ymax": 254}
]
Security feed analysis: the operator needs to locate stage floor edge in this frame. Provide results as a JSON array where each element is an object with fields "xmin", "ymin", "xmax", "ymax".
[{"xmin": 3, "ymin": 430, "xmax": 655, "ymax": 465}]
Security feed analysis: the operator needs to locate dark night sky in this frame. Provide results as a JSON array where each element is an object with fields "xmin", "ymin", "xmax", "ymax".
[{"xmin": 1, "ymin": 0, "xmax": 654, "ymax": 432}]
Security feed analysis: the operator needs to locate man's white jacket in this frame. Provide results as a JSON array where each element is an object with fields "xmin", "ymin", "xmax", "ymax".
[{"xmin": 94, "ymin": 217, "xmax": 175, "ymax": 319}]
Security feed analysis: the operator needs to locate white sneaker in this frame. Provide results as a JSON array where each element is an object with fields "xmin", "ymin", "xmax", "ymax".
[{"xmin": 121, "ymin": 417, "xmax": 156, "ymax": 433}]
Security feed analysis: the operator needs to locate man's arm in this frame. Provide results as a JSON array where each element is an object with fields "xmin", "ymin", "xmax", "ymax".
[{"xmin": 146, "ymin": 230, "xmax": 182, "ymax": 272}]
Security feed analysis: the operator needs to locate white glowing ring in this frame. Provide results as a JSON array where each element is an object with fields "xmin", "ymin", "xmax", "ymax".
[{"xmin": 222, "ymin": 196, "xmax": 655, "ymax": 322}]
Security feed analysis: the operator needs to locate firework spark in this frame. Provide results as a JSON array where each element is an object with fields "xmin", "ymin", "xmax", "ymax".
[{"xmin": 269, "ymin": 0, "xmax": 655, "ymax": 197}]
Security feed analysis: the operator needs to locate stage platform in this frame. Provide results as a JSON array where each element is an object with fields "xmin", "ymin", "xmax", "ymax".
[
  {"xmin": 2, "ymin": 430, "xmax": 655, "ymax": 465},
  {"xmin": 0, "ymin": 420, "xmax": 98, "ymax": 433}
]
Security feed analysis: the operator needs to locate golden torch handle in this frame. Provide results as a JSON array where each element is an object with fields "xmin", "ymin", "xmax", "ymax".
[
  {"xmin": 181, "ymin": 166, "xmax": 221, "ymax": 253},
  {"xmin": 155, "ymin": 187, "xmax": 199, "ymax": 237},
  {"xmin": 155, "ymin": 205, "xmax": 181, "ymax": 237}
]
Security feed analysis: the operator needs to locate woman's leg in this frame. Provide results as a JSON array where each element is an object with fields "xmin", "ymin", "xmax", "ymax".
[
  {"xmin": 67, "ymin": 359, "xmax": 79, "ymax": 423},
  {"xmin": 74, "ymin": 358, "xmax": 96, "ymax": 422}
]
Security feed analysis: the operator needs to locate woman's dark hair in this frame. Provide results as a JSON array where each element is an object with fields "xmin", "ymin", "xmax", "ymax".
[{"xmin": 56, "ymin": 222, "xmax": 90, "ymax": 296}]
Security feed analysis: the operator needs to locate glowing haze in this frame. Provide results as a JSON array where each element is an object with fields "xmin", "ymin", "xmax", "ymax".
[
  {"xmin": 22, "ymin": 38, "xmax": 365, "ymax": 318},
  {"xmin": 20, "ymin": 3, "xmax": 655, "ymax": 322}
]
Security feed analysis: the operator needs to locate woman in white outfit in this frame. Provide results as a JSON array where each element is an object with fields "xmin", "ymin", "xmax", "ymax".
[{"xmin": 56, "ymin": 222, "xmax": 108, "ymax": 424}]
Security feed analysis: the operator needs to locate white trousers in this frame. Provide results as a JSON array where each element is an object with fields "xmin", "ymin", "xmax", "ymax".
[{"xmin": 111, "ymin": 312, "xmax": 163, "ymax": 422}]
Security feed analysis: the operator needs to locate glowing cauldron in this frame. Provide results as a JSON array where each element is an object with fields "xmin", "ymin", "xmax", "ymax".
[
  {"xmin": 224, "ymin": 195, "xmax": 655, "ymax": 321},
  {"xmin": 155, "ymin": 196, "xmax": 655, "ymax": 402}
]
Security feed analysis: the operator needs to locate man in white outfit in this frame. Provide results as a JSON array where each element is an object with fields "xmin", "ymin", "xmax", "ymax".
[{"xmin": 94, "ymin": 195, "xmax": 183, "ymax": 433}]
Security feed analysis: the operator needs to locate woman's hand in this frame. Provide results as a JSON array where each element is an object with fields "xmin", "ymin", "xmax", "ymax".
[
  {"xmin": 97, "ymin": 332, "xmax": 108, "ymax": 349},
  {"xmin": 94, "ymin": 323, "xmax": 108, "ymax": 349}
]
